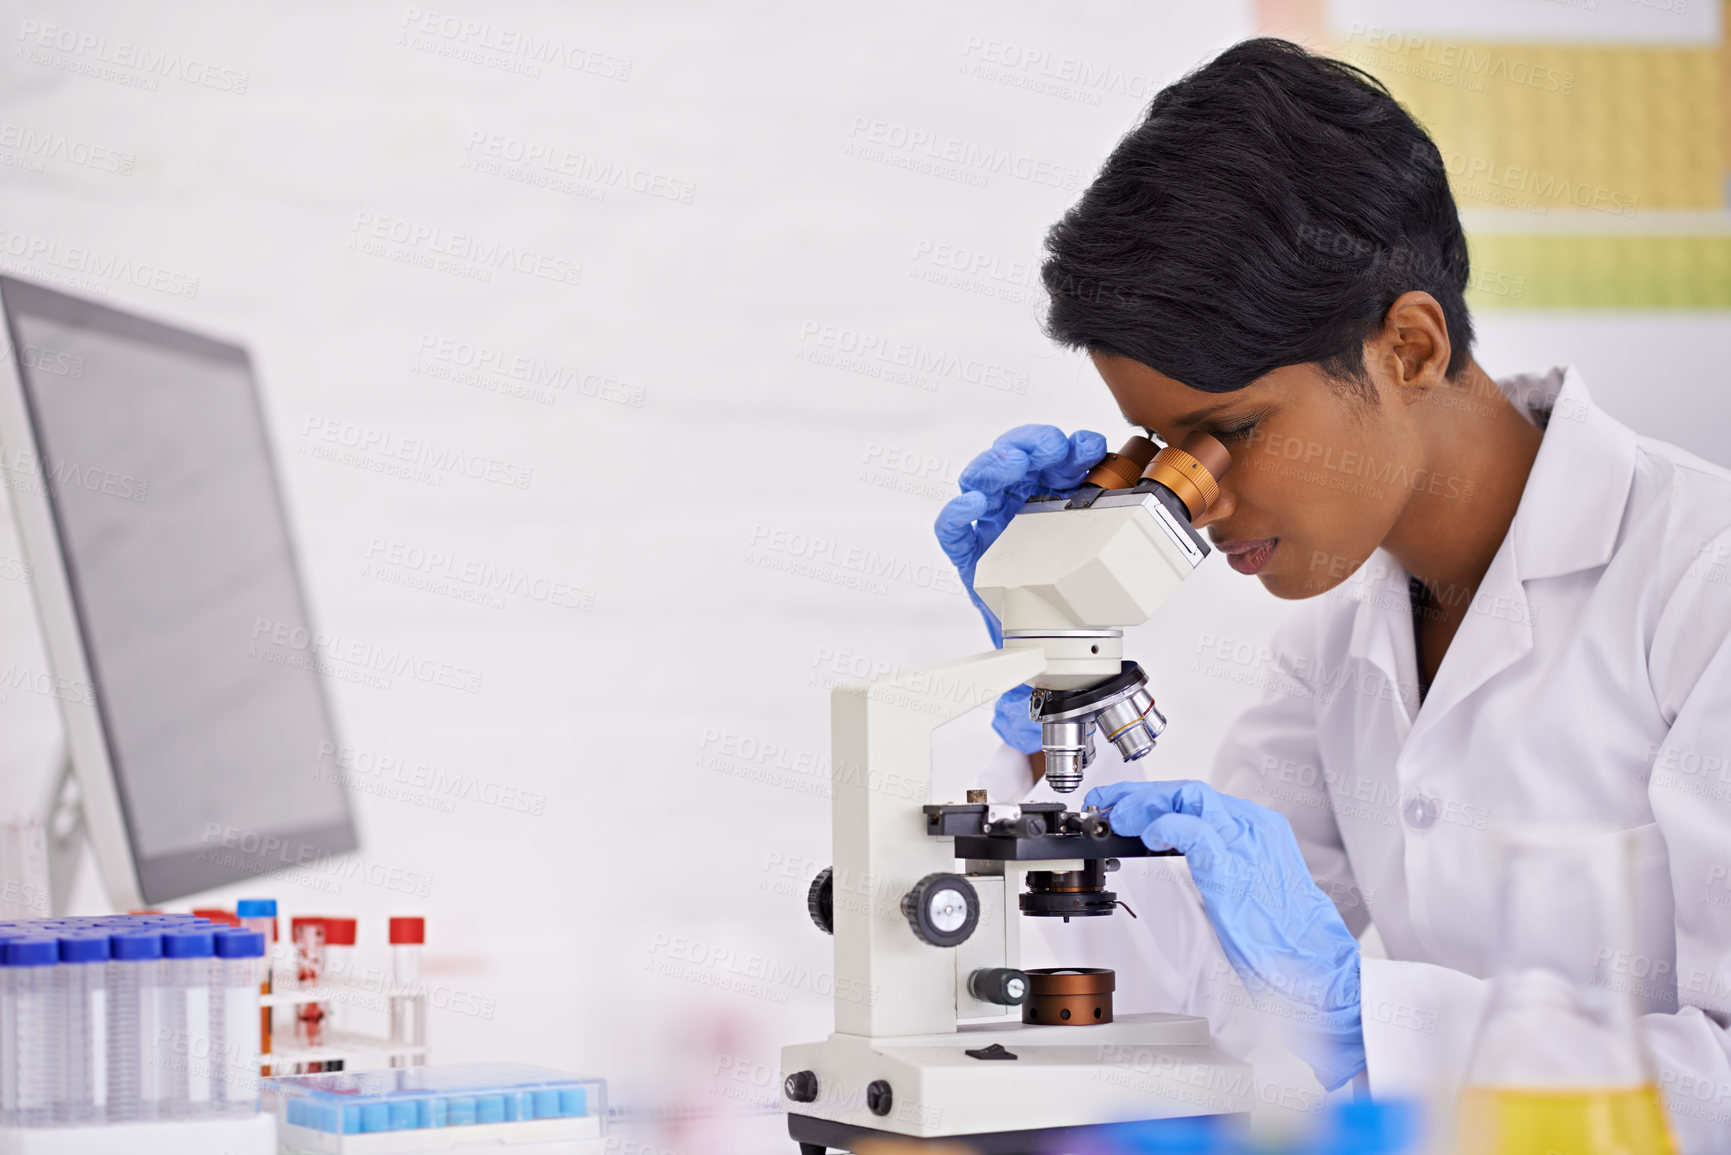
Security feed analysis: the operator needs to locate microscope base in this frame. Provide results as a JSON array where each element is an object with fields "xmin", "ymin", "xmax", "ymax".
[
  {"xmin": 780, "ymin": 1012, "xmax": 1253, "ymax": 1145},
  {"xmin": 787, "ymin": 1110, "xmax": 1248, "ymax": 1154}
]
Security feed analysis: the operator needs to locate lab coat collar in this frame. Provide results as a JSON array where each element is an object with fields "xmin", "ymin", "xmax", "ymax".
[
  {"xmin": 1339, "ymin": 366, "xmax": 1637, "ymax": 730},
  {"xmin": 1339, "ymin": 552, "xmax": 1423, "ymax": 729},
  {"xmin": 1501, "ymin": 366, "xmax": 1639, "ymax": 582}
]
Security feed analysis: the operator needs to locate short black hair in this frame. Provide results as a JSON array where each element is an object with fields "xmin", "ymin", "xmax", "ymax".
[{"xmin": 1042, "ymin": 37, "xmax": 1473, "ymax": 396}]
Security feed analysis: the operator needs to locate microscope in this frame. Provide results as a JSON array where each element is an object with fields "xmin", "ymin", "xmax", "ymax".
[{"xmin": 782, "ymin": 433, "xmax": 1254, "ymax": 1154}]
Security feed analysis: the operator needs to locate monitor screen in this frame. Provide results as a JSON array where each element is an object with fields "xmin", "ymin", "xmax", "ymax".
[{"xmin": 1, "ymin": 279, "xmax": 355, "ymax": 902}]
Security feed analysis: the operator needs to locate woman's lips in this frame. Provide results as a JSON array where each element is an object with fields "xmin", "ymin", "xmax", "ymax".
[{"xmin": 1214, "ymin": 537, "xmax": 1278, "ymax": 576}]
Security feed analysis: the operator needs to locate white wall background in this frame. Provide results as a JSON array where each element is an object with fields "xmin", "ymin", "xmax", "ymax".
[{"xmin": 1, "ymin": 0, "xmax": 1727, "ymax": 1146}]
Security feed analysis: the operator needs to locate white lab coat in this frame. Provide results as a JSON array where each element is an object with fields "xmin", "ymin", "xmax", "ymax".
[{"xmin": 982, "ymin": 366, "xmax": 1731, "ymax": 1149}]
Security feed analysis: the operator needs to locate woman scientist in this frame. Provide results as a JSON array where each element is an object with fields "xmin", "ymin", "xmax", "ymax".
[{"xmin": 934, "ymin": 38, "xmax": 1731, "ymax": 1151}]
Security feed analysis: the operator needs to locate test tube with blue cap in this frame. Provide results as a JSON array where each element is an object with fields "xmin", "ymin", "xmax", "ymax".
[
  {"xmin": 0, "ymin": 928, "xmax": 23, "ymax": 1123},
  {"xmin": 55, "ymin": 930, "xmax": 109, "ymax": 1123},
  {"xmin": 4, "ymin": 937, "xmax": 60, "ymax": 1126},
  {"xmin": 211, "ymin": 929, "xmax": 266, "ymax": 1114},
  {"xmin": 159, "ymin": 927, "xmax": 216, "ymax": 1116},
  {"xmin": 106, "ymin": 926, "xmax": 162, "ymax": 1122},
  {"xmin": 235, "ymin": 899, "xmax": 278, "ymax": 1065}
]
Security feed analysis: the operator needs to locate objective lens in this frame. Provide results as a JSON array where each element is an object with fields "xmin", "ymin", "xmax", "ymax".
[
  {"xmin": 1041, "ymin": 719, "xmax": 1095, "ymax": 793},
  {"xmin": 1093, "ymin": 687, "xmax": 1166, "ymax": 762}
]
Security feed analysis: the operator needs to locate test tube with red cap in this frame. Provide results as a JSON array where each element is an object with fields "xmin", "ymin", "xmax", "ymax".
[
  {"xmin": 289, "ymin": 918, "xmax": 327, "ymax": 1070},
  {"xmin": 321, "ymin": 918, "xmax": 356, "ymax": 984},
  {"xmin": 388, "ymin": 917, "xmax": 425, "ymax": 1067},
  {"xmin": 318, "ymin": 919, "xmax": 356, "ymax": 1072}
]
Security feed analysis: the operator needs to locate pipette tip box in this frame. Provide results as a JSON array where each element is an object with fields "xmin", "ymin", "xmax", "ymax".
[{"xmin": 261, "ymin": 1064, "xmax": 604, "ymax": 1154}]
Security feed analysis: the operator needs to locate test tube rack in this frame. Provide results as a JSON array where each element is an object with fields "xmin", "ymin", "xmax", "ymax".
[{"xmin": 261, "ymin": 977, "xmax": 429, "ymax": 1072}]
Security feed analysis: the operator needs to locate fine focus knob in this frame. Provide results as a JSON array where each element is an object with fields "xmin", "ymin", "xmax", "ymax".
[
  {"xmin": 969, "ymin": 967, "xmax": 1031, "ymax": 1006},
  {"xmin": 807, "ymin": 868, "xmax": 834, "ymax": 935},
  {"xmin": 900, "ymin": 873, "xmax": 980, "ymax": 948},
  {"xmin": 784, "ymin": 1069, "xmax": 818, "ymax": 1104}
]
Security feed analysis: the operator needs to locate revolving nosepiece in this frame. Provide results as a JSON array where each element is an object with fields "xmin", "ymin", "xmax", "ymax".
[{"xmin": 1032, "ymin": 662, "xmax": 1164, "ymax": 793}]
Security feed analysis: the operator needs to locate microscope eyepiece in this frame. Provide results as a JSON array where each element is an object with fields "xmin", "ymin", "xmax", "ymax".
[
  {"xmin": 1141, "ymin": 430, "xmax": 1231, "ymax": 520},
  {"xmin": 1079, "ymin": 435, "xmax": 1159, "ymax": 491}
]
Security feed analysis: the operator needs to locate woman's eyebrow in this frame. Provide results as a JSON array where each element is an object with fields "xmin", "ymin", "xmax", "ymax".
[
  {"xmin": 1136, "ymin": 401, "xmax": 1240, "ymax": 441},
  {"xmin": 1172, "ymin": 400, "xmax": 1233, "ymax": 427}
]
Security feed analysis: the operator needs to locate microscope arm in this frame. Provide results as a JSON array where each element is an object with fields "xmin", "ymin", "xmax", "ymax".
[{"xmin": 830, "ymin": 646, "xmax": 1043, "ymax": 1039}]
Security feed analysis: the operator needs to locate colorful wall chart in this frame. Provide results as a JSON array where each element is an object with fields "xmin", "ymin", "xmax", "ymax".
[{"xmin": 1255, "ymin": 0, "xmax": 1731, "ymax": 308}]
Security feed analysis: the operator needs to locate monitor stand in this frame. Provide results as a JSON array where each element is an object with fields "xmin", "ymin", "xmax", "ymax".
[{"xmin": 39, "ymin": 746, "xmax": 84, "ymax": 915}]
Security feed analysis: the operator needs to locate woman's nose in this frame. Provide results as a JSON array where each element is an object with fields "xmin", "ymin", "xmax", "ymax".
[{"xmin": 1190, "ymin": 482, "xmax": 1235, "ymax": 531}]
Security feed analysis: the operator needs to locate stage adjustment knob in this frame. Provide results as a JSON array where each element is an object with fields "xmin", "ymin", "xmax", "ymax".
[
  {"xmin": 783, "ymin": 1069, "xmax": 818, "ymax": 1104},
  {"xmin": 1080, "ymin": 810, "xmax": 1114, "ymax": 841},
  {"xmin": 807, "ymin": 867, "xmax": 834, "ymax": 935},
  {"xmin": 900, "ymin": 873, "xmax": 980, "ymax": 948}
]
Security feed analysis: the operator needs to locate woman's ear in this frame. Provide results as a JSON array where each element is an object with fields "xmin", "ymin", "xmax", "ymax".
[{"xmin": 1373, "ymin": 291, "xmax": 1453, "ymax": 405}]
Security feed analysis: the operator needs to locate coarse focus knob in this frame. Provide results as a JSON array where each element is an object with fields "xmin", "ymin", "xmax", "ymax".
[
  {"xmin": 866, "ymin": 1080, "xmax": 894, "ymax": 1117},
  {"xmin": 969, "ymin": 967, "xmax": 1031, "ymax": 1006},
  {"xmin": 900, "ymin": 873, "xmax": 980, "ymax": 948},
  {"xmin": 784, "ymin": 1070, "xmax": 818, "ymax": 1103},
  {"xmin": 807, "ymin": 868, "xmax": 834, "ymax": 935}
]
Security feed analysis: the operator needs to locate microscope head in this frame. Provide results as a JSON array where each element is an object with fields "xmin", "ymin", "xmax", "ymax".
[{"xmin": 972, "ymin": 432, "xmax": 1231, "ymax": 791}]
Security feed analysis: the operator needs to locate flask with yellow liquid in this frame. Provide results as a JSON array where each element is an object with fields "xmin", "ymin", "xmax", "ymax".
[{"xmin": 1456, "ymin": 826, "xmax": 1677, "ymax": 1155}]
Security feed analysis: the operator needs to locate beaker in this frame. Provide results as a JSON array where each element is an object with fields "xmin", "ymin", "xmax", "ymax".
[{"xmin": 1457, "ymin": 825, "xmax": 1677, "ymax": 1154}]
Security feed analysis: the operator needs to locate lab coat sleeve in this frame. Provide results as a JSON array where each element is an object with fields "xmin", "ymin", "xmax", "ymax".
[
  {"xmin": 1209, "ymin": 609, "xmax": 1372, "ymax": 938},
  {"xmin": 1363, "ymin": 534, "xmax": 1731, "ymax": 1154},
  {"xmin": 1641, "ymin": 537, "xmax": 1731, "ymax": 1151},
  {"xmin": 975, "ymin": 742, "xmax": 1039, "ymax": 803}
]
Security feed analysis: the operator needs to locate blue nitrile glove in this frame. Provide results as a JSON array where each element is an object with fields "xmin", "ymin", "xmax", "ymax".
[
  {"xmin": 992, "ymin": 687, "xmax": 1042, "ymax": 756},
  {"xmin": 1086, "ymin": 779, "xmax": 1367, "ymax": 1091},
  {"xmin": 934, "ymin": 426, "xmax": 1107, "ymax": 754}
]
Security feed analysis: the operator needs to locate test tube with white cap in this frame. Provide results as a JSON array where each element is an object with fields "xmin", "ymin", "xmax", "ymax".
[{"xmin": 106, "ymin": 927, "xmax": 162, "ymax": 1122}]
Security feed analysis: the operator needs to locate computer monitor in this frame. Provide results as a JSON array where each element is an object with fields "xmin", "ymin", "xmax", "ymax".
[{"xmin": 0, "ymin": 276, "xmax": 357, "ymax": 907}]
